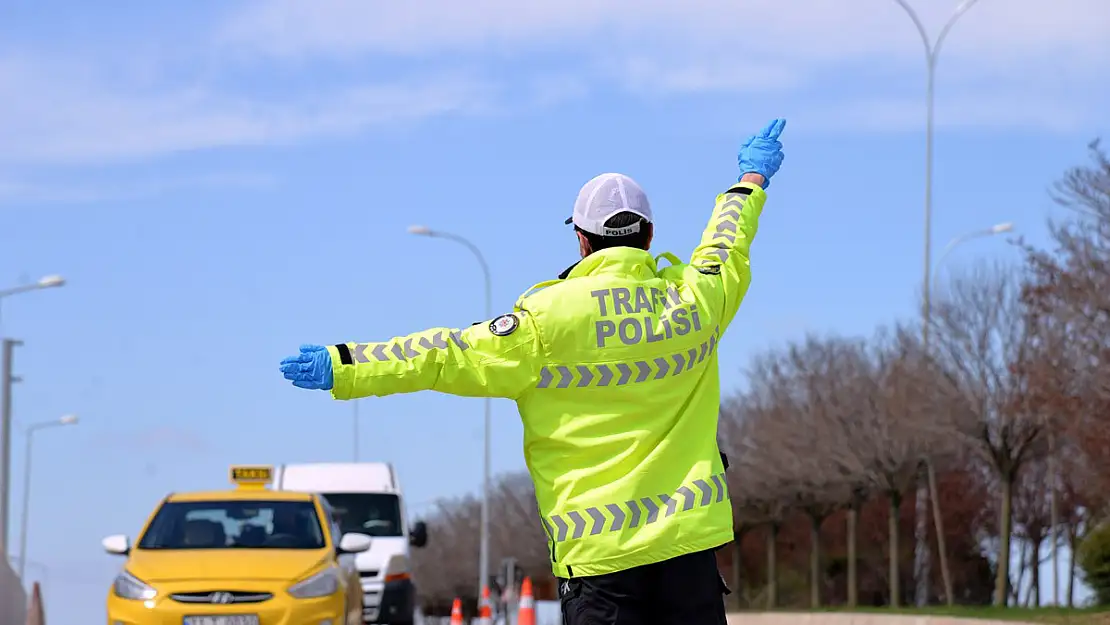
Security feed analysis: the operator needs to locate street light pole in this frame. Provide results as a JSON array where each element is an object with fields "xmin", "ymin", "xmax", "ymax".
[
  {"xmin": 408, "ymin": 225, "xmax": 493, "ymax": 598},
  {"xmin": 0, "ymin": 274, "xmax": 65, "ymax": 558},
  {"xmin": 17, "ymin": 415, "xmax": 78, "ymax": 580},
  {"xmin": 924, "ymin": 221, "xmax": 1012, "ymax": 606},
  {"xmin": 0, "ymin": 339, "xmax": 21, "ymax": 557},
  {"xmin": 890, "ymin": 0, "xmax": 982, "ymax": 607}
]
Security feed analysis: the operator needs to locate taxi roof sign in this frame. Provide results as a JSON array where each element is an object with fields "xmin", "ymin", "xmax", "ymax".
[{"xmin": 230, "ymin": 465, "xmax": 273, "ymax": 489}]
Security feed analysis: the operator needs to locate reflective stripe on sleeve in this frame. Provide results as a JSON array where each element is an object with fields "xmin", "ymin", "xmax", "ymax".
[
  {"xmin": 344, "ymin": 330, "xmax": 470, "ymax": 364},
  {"xmin": 694, "ymin": 189, "xmax": 753, "ymax": 271}
]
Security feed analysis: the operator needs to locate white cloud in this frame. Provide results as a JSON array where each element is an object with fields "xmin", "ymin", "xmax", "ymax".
[
  {"xmin": 218, "ymin": 0, "xmax": 1110, "ymax": 76},
  {"xmin": 607, "ymin": 55, "xmax": 802, "ymax": 96},
  {"xmin": 0, "ymin": 172, "xmax": 276, "ymax": 205},
  {"xmin": 213, "ymin": 0, "xmax": 1110, "ymax": 128},
  {"xmin": 0, "ymin": 57, "xmax": 495, "ymax": 164},
  {"xmin": 1, "ymin": 0, "xmax": 1106, "ymax": 170},
  {"xmin": 522, "ymin": 73, "xmax": 591, "ymax": 108},
  {"xmin": 798, "ymin": 90, "xmax": 1103, "ymax": 134}
]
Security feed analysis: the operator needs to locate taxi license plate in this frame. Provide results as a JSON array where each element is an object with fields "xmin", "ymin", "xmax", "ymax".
[{"xmin": 183, "ymin": 616, "xmax": 259, "ymax": 625}]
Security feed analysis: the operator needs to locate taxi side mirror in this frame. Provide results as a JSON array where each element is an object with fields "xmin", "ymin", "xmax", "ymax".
[
  {"xmin": 337, "ymin": 533, "xmax": 372, "ymax": 554},
  {"xmin": 409, "ymin": 520, "xmax": 428, "ymax": 548},
  {"xmin": 102, "ymin": 534, "xmax": 131, "ymax": 556}
]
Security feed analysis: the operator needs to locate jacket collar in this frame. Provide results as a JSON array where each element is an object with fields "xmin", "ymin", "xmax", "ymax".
[
  {"xmin": 557, "ymin": 247, "xmax": 658, "ymax": 281},
  {"xmin": 557, "ymin": 262, "xmax": 578, "ymax": 280}
]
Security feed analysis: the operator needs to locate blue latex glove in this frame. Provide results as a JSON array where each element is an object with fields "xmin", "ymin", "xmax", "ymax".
[
  {"xmin": 280, "ymin": 344, "xmax": 334, "ymax": 390},
  {"xmin": 737, "ymin": 118, "xmax": 786, "ymax": 189}
]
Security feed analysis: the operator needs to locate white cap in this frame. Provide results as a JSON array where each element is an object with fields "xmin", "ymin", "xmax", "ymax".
[{"xmin": 565, "ymin": 173, "xmax": 653, "ymax": 237}]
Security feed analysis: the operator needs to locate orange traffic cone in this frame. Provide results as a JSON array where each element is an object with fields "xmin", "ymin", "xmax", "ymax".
[
  {"xmin": 449, "ymin": 597, "xmax": 463, "ymax": 625},
  {"xmin": 25, "ymin": 581, "xmax": 45, "ymax": 625},
  {"xmin": 478, "ymin": 585, "xmax": 492, "ymax": 625},
  {"xmin": 517, "ymin": 577, "xmax": 536, "ymax": 625}
]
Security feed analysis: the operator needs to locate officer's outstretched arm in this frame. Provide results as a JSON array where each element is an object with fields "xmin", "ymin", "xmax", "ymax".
[
  {"xmin": 688, "ymin": 180, "xmax": 766, "ymax": 331},
  {"xmin": 323, "ymin": 311, "xmax": 543, "ymax": 401}
]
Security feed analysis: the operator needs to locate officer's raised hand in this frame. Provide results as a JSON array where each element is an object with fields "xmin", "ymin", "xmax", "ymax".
[
  {"xmin": 280, "ymin": 344, "xmax": 334, "ymax": 390},
  {"xmin": 737, "ymin": 118, "xmax": 786, "ymax": 189}
]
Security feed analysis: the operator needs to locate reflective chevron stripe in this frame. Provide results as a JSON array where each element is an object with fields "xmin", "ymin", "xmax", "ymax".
[
  {"xmin": 545, "ymin": 473, "xmax": 729, "ymax": 543},
  {"xmin": 705, "ymin": 196, "xmax": 745, "ymax": 263},
  {"xmin": 535, "ymin": 328, "xmax": 719, "ymax": 389},
  {"xmin": 695, "ymin": 192, "xmax": 749, "ymax": 271},
  {"xmin": 347, "ymin": 330, "xmax": 469, "ymax": 364}
]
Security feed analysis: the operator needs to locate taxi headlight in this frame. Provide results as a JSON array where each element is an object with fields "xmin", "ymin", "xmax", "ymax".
[
  {"xmin": 113, "ymin": 570, "xmax": 157, "ymax": 601},
  {"xmin": 287, "ymin": 568, "xmax": 340, "ymax": 599}
]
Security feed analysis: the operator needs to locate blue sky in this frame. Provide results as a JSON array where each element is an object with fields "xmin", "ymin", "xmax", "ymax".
[{"xmin": 1, "ymin": 0, "xmax": 1107, "ymax": 620}]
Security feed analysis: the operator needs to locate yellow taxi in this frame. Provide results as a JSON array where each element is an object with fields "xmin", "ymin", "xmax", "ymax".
[{"xmin": 103, "ymin": 466, "xmax": 371, "ymax": 625}]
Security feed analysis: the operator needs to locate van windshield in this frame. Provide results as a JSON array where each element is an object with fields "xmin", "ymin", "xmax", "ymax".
[{"xmin": 321, "ymin": 493, "xmax": 403, "ymax": 537}]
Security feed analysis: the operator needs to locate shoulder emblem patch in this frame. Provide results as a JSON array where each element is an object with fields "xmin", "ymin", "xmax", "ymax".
[
  {"xmin": 489, "ymin": 313, "xmax": 520, "ymax": 336},
  {"xmin": 697, "ymin": 265, "xmax": 722, "ymax": 275}
]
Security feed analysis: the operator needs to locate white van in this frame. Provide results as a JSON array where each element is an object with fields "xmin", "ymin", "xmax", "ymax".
[{"xmin": 273, "ymin": 463, "xmax": 428, "ymax": 625}]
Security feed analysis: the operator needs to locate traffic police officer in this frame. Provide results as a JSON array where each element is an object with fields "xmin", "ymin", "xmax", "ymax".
[{"xmin": 280, "ymin": 118, "xmax": 787, "ymax": 624}]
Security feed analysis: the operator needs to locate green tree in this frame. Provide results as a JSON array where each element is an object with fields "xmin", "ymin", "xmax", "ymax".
[{"xmin": 1077, "ymin": 522, "xmax": 1110, "ymax": 605}]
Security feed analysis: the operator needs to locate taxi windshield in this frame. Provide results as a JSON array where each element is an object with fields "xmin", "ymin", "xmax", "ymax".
[{"xmin": 137, "ymin": 500, "xmax": 326, "ymax": 550}]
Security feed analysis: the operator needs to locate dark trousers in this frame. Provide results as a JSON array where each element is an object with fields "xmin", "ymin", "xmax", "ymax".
[{"xmin": 557, "ymin": 548, "xmax": 730, "ymax": 625}]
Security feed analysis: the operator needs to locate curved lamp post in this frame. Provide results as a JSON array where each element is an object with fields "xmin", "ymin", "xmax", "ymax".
[
  {"xmin": 890, "ymin": 0, "xmax": 983, "ymax": 607},
  {"xmin": 17, "ymin": 414, "xmax": 79, "ymax": 580},
  {"xmin": 922, "ymin": 221, "xmax": 1012, "ymax": 606},
  {"xmin": 408, "ymin": 225, "xmax": 493, "ymax": 598},
  {"xmin": 0, "ymin": 274, "xmax": 66, "ymax": 557}
]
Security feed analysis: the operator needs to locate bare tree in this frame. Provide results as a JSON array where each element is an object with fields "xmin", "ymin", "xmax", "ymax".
[
  {"xmin": 1012, "ymin": 458, "xmax": 1053, "ymax": 607},
  {"xmin": 412, "ymin": 494, "xmax": 482, "ymax": 609},
  {"xmin": 726, "ymin": 329, "xmax": 966, "ymax": 609},
  {"xmin": 1011, "ymin": 538, "xmax": 1030, "ymax": 607},
  {"xmin": 412, "ymin": 471, "xmax": 553, "ymax": 613},
  {"xmin": 1031, "ymin": 141, "xmax": 1110, "ymax": 330},
  {"xmin": 801, "ymin": 338, "xmax": 879, "ymax": 609},
  {"xmin": 721, "ymin": 372, "xmax": 795, "ymax": 610},
  {"xmin": 489, "ymin": 471, "xmax": 551, "ymax": 578},
  {"xmin": 1055, "ymin": 450, "xmax": 1088, "ymax": 608},
  {"xmin": 719, "ymin": 400, "xmax": 764, "ymax": 609},
  {"xmin": 776, "ymin": 336, "xmax": 874, "ymax": 608},
  {"xmin": 850, "ymin": 324, "xmax": 969, "ymax": 608},
  {"xmin": 1024, "ymin": 140, "xmax": 1110, "ymax": 513},
  {"xmin": 931, "ymin": 263, "xmax": 1048, "ymax": 606}
]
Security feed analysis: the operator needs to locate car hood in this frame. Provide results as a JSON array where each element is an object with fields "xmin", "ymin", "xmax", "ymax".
[{"xmin": 127, "ymin": 549, "xmax": 331, "ymax": 583}]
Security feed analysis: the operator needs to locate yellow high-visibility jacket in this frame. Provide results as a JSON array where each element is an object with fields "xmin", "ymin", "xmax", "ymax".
[{"xmin": 326, "ymin": 182, "xmax": 765, "ymax": 577}]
